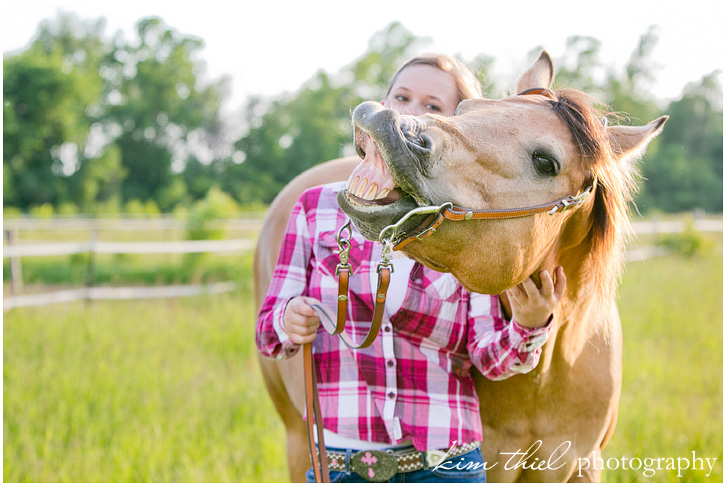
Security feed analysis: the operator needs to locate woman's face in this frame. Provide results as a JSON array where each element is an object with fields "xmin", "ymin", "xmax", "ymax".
[{"xmin": 384, "ymin": 64, "xmax": 460, "ymax": 117}]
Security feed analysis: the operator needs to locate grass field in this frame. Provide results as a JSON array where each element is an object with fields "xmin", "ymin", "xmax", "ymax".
[
  {"xmin": 603, "ymin": 253, "xmax": 723, "ymax": 482},
  {"xmin": 3, "ymin": 252, "xmax": 723, "ymax": 482}
]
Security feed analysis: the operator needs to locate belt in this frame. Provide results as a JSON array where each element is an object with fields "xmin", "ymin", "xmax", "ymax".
[{"xmin": 319, "ymin": 440, "xmax": 481, "ymax": 482}]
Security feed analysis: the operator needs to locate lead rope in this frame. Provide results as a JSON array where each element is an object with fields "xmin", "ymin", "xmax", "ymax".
[
  {"xmin": 305, "ymin": 220, "xmax": 393, "ymax": 483},
  {"xmin": 304, "ymin": 342, "xmax": 329, "ymax": 483}
]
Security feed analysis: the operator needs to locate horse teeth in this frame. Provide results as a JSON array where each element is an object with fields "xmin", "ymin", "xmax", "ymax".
[
  {"xmin": 363, "ymin": 183, "xmax": 378, "ymax": 200},
  {"xmin": 348, "ymin": 176, "xmax": 359, "ymax": 193},
  {"xmin": 356, "ymin": 178, "xmax": 368, "ymax": 197},
  {"xmin": 375, "ymin": 188, "xmax": 390, "ymax": 200}
]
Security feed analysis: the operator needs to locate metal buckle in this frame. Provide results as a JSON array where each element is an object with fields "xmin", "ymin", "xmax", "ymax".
[
  {"xmin": 415, "ymin": 226, "xmax": 436, "ymax": 241},
  {"xmin": 376, "ymin": 240, "xmax": 394, "ymax": 275},
  {"xmin": 377, "ymin": 202, "xmax": 453, "ymax": 245},
  {"xmin": 350, "ymin": 450, "xmax": 398, "ymax": 482},
  {"xmin": 548, "ymin": 182, "xmax": 595, "ymax": 215},
  {"xmin": 334, "ymin": 220, "xmax": 352, "ymax": 276}
]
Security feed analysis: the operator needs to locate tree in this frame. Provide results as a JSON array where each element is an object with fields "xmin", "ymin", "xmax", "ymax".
[
  {"xmin": 3, "ymin": 13, "xmax": 229, "ymax": 213},
  {"xmin": 3, "ymin": 14, "xmax": 106, "ymax": 209},
  {"xmin": 605, "ymin": 26, "xmax": 662, "ymax": 124},
  {"xmin": 552, "ymin": 35, "xmax": 605, "ymax": 96},
  {"xmin": 636, "ymin": 72, "xmax": 723, "ymax": 213},
  {"xmin": 105, "ymin": 17, "xmax": 229, "ymax": 210},
  {"xmin": 5, "ymin": 17, "xmax": 721, "ymax": 216},
  {"xmin": 230, "ymin": 22, "xmax": 427, "ymax": 204}
]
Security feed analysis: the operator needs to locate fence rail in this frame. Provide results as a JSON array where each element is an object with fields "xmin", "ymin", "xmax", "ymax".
[
  {"xmin": 4, "ymin": 239, "xmax": 254, "ymax": 258},
  {"xmin": 629, "ymin": 219, "xmax": 722, "ymax": 234},
  {"xmin": 4, "ymin": 216, "xmax": 722, "ymax": 234},
  {"xmin": 3, "ymin": 216, "xmax": 722, "ymax": 312},
  {"xmin": 3, "ymin": 282, "xmax": 238, "ymax": 311},
  {"xmin": 3, "ymin": 216, "xmax": 263, "ymax": 232},
  {"xmin": 3, "ymin": 227, "xmax": 257, "ymax": 311}
]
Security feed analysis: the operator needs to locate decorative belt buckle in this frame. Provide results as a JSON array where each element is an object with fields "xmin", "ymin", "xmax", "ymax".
[
  {"xmin": 425, "ymin": 449, "xmax": 448, "ymax": 469},
  {"xmin": 351, "ymin": 450, "xmax": 398, "ymax": 482}
]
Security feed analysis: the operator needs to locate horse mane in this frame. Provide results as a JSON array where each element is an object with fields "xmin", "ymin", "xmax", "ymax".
[{"xmin": 551, "ymin": 89, "xmax": 638, "ymax": 300}]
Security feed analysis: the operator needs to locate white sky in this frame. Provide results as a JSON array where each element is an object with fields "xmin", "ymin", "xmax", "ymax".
[{"xmin": 3, "ymin": 0, "xmax": 724, "ymax": 110}]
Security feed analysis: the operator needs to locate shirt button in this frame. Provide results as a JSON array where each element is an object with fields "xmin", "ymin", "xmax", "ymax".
[
  {"xmin": 387, "ymin": 360, "xmax": 395, "ymax": 368},
  {"xmin": 383, "ymin": 325, "xmax": 392, "ymax": 333},
  {"xmin": 388, "ymin": 392, "xmax": 396, "ymax": 399}
]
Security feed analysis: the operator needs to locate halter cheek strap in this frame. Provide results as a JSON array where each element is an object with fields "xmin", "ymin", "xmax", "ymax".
[{"xmin": 390, "ymin": 177, "xmax": 597, "ymax": 251}]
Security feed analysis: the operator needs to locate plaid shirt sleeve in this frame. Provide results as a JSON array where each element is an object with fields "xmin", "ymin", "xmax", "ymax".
[
  {"xmin": 466, "ymin": 292, "xmax": 551, "ymax": 381},
  {"xmin": 255, "ymin": 196, "xmax": 312, "ymax": 360}
]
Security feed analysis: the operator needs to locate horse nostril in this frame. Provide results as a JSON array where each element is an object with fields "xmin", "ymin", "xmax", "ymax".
[
  {"xmin": 406, "ymin": 132, "xmax": 432, "ymax": 158},
  {"xmin": 419, "ymin": 134, "xmax": 433, "ymax": 151}
]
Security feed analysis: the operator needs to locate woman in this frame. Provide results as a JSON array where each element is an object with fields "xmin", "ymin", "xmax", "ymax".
[{"xmin": 257, "ymin": 54, "xmax": 565, "ymax": 483}]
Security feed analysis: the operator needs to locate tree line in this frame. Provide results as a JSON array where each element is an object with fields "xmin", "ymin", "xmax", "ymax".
[{"xmin": 3, "ymin": 16, "xmax": 723, "ymax": 216}]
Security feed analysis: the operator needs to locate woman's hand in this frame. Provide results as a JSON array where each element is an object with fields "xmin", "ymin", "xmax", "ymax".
[
  {"xmin": 504, "ymin": 267, "xmax": 566, "ymax": 329},
  {"xmin": 283, "ymin": 296, "xmax": 322, "ymax": 344}
]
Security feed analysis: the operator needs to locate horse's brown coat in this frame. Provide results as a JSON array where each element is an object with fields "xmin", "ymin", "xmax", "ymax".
[{"xmin": 254, "ymin": 52, "xmax": 666, "ymax": 482}]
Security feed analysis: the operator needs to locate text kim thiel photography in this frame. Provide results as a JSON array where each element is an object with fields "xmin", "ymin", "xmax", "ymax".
[{"xmin": 433, "ymin": 441, "xmax": 718, "ymax": 479}]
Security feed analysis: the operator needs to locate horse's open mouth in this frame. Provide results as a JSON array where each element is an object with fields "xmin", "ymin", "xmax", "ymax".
[
  {"xmin": 338, "ymin": 128, "xmax": 420, "ymax": 241},
  {"xmin": 337, "ymin": 102, "xmax": 433, "ymax": 242},
  {"xmin": 345, "ymin": 128, "xmax": 405, "ymax": 205}
]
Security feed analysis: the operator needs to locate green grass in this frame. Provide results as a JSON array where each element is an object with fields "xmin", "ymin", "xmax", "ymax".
[
  {"xmin": 3, "ymin": 292, "xmax": 286, "ymax": 482},
  {"xmin": 3, "ymin": 252, "xmax": 722, "ymax": 482},
  {"xmin": 602, "ymin": 253, "xmax": 723, "ymax": 482}
]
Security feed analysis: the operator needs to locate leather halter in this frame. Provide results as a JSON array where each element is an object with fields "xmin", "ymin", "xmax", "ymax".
[
  {"xmin": 390, "ymin": 177, "xmax": 597, "ymax": 251},
  {"xmin": 518, "ymin": 87, "xmax": 558, "ymax": 100}
]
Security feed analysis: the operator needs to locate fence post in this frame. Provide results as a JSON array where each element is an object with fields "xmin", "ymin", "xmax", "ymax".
[
  {"xmin": 5, "ymin": 229, "xmax": 24, "ymax": 295},
  {"xmin": 84, "ymin": 221, "xmax": 98, "ymax": 302}
]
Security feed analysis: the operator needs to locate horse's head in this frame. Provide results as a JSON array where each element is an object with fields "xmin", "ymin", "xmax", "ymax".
[{"xmin": 338, "ymin": 51, "xmax": 667, "ymax": 294}]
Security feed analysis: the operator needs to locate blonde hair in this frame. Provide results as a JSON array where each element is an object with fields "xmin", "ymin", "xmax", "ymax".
[{"xmin": 385, "ymin": 53, "xmax": 483, "ymax": 103}]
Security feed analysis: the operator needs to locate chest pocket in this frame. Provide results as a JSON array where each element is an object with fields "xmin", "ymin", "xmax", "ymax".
[
  {"xmin": 315, "ymin": 230, "xmax": 369, "ymax": 278},
  {"xmin": 312, "ymin": 230, "xmax": 375, "ymax": 313}
]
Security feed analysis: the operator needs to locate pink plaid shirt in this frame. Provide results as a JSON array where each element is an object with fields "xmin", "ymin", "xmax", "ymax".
[{"xmin": 256, "ymin": 182, "xmax": 550, "ymax": 451}]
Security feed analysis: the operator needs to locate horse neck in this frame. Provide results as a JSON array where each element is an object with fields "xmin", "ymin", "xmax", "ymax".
[{"xmin": 548, "ymin": 212, "xmax": 622, "ymax": 361}]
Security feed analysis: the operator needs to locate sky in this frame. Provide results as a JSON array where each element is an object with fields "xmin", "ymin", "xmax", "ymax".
[{"xmin": 3, "ymin": 0, "xmax": 724, "ymax": 111}]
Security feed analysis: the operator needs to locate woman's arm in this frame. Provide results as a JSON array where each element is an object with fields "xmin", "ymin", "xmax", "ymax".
[
  {"xmin": 255, "ymin": 197, "xmax": 314, "ymax": 360},
  {"xmin": 466, "ymin": 269, "xmax": 565, "ymax": 380}
]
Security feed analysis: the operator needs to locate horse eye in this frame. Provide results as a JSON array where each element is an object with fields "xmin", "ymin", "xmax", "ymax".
[{"xmin": 532, "ymin": 153, "xmax": 559, "ymax": 175}]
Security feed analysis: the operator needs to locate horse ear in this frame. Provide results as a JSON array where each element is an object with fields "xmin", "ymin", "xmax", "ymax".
[
  {"xmin": 516, "ymin": 51, "xmax": 554, "ymax": 93},
  {"xmin": 607, "ymin": 116, "xmax": 668, "ymax": 161}
]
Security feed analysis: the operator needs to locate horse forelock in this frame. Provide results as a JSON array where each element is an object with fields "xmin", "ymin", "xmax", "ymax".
[{"xmin": 552, "ymin": 89, "xmax": 636, "ymax": 301}]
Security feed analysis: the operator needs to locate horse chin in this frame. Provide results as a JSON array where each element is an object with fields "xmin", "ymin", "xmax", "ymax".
[
  {"xmin": 408, "ymin": 253, "xmax": 451, "ymax": 273},
  {"xmin": 336, "ymin": 189, "xmax": 425, "ymax": 242}
]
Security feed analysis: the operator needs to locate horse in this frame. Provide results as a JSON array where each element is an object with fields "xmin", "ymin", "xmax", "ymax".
[{"xmin": 254, "ymin": 51, "xmax": 667, "ymax": 482}]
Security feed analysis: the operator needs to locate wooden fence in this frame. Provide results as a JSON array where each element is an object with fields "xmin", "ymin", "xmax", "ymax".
[
  {"xmin": 3, "ymin": 216, "xmax": 722, "ymax": 312},
  {"xmin": 3, "ymin": 217, "xmax": 259, "ymax": 311}
]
